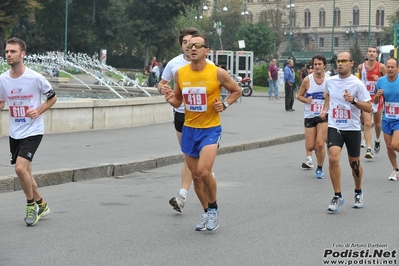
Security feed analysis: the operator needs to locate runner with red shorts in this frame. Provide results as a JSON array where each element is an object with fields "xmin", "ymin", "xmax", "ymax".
[{"xmin": 357, "ymin": 46, "xmax": 387, "ymax": 159}]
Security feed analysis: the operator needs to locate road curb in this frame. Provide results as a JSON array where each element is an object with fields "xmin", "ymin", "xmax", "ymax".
[{"xmin": 0, "ymin": 133, "xmax": 304, "ymax": 193}]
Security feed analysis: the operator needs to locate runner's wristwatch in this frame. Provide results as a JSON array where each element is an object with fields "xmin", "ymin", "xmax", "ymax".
[
  {"xmin": 223, "ymin": 101, "xmax": 229, "ymax": 109},
  {"xmin": 351, "ymin": 97, "xmax": 358, "ymax": 105}
]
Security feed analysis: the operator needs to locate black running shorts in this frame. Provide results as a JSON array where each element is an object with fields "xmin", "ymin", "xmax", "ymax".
[
  {"xmin": 9, "ymin": 135, "xmax": 43, "ymax": 165},
  {"xmin": 327, "ymin": 127, "xmax": 361, "ymax": 157},
  {"xmin": 174, "ymin": 111, "xmax": 185, "ymax": 133},
  {"xmin": 304, "ymin": 115, "xmax": 328, "ymax": 128}
]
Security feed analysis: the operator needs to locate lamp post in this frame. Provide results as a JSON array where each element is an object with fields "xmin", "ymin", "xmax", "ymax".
[
  {"xmin": 368, "ymin": 0, "xmax": 371, "ymax": 46},
  {"xmin": 331, "ymin": 0, "xmax": 335, "ymax": 53},
  {"xmin": 64, "ymin": 0, "xmax": 69, "ymax": 60},
  {"xmin": 346, "ymin": 21, "xmax": 356, "ymax": 45},
  {"xmin": 212, "ymin": 0, "xmax": 228, "ymax": 50},
  {"xmin": 241, "ymin": 1, "xmax": 249, "ymax": 23},
  {"xmin": 196, "ymin": 2, "xmax": 209, "ymax": 21},
  {"xmin": 287, "ymin": 1, "xmax": 295, "ymax": 52},
  {"xmin": 195, "ymin": 8, "xmax": 203, "ymax": 21}
]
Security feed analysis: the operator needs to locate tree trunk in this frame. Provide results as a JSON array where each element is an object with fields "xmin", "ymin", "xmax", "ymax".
[
  {"xmin": 0, "ymin": 27, "xmax": 4, "ymax": 58},
  {"xmin": 144, "ymin": 34, "xmax": 151, "ymax": 69},
  {"xmin": 92, "ymin": 0, "xmax": 96, "ymax": 24}
]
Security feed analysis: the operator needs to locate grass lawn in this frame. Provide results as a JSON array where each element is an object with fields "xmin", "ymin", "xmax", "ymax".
[{"xmin": 254, "ymin": 85, "xmax": 268, "ymax": 93}]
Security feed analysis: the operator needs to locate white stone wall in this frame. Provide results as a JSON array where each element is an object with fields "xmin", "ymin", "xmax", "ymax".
[{"xmin": 0, "ymin": 97, "xmax": 173, "ymax": 136}]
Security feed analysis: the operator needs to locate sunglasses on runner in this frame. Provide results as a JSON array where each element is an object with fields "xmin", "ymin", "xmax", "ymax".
[
  {"xmin": 336, "ymin": 59, "xmax": 352, "ymax": 64},
  {"xmin": 187, "ymin": 43, "xmax": 208, "ymax": 49}
]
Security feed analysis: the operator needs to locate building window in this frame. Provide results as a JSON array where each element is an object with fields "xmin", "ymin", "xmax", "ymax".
[
  {"xmin": 334, "ymin": 9, "xmax": 341, "ymax": 27},
  {"xmin": 334, "ymin": 37, "xmax": 339, "ymax": 47},
  {"xmin": 319, "ymin": 37, "xmax": 324, "ymax": 47},
  {"xmin": 288, "ymin": 10, "xmax": 296, "ymax": 28},
  {"xmin": 319, "ymin": 9, "xmax": 326, "ymax": 27},
  {"xmin": 304, "ymin": 37, "xmax": 310, "ymax": 47},
  {"xmin": 353, "ymin": 8, "xmax": 360, "ymax": 26},
  {"xmin": 376, "ymin": 9, "xmax": 385, "ymax": 26},
  {"xmin": 304, "ymin": 9, "xmax": 311, "ymax": 27}
]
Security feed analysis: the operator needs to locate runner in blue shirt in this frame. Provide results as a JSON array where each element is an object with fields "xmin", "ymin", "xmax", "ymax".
[{"xmin": 374, "ymin": 57, "xmax": 399, "ymax": 181}]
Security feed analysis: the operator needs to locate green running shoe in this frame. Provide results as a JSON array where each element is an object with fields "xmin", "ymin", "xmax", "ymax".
[
  {"xmin": 25, "ymin": 203, "xmax": 39, "ymax": 226},
  {"xmin": 38, "ymin": 201, "xmax": 51, "ymax": 218}
]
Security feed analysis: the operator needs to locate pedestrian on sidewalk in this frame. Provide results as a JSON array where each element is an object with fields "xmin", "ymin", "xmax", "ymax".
[
  {"xmin": 268, "ymin": 59, "xmax": 279, "ymax": 100},
  {"xmin": 158, "ymin": 27, "xmax": 214, "ymax": 214},
  {"xmin": 164, "ymin": 33, "xmax": 241, "ymax": 231},
  {"xmin": 320, "ymin": 51, "xmax": 371, "ymax": 213},
  {"xmin": 284, "ymin": 59, "xmax": 295, "ymax": 111},
  {"xmin": 0, "ymin": 37, "xmax": 57, "ymax": 226}
]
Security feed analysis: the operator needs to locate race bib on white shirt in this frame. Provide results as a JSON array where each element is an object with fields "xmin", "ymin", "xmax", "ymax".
[
  {"xmin": 331, "ymin": 105, "xmax": 352, "ymax": 124},
  {"xmin": 182, "ymin": 87, "xmax": 207, "ymax": 112},
  {"xmin": 384, "ymin": 102, "xmax": 399, "ymax": 119},
  {"xmin": 9, "ymin": 99, "xmax": 33, "ymax": 123},
  {"xmin": 310, "ymin": 99, "xmax": 324, "ymax": 115},
  {"xmin": 365, "ymin": 80, "xmax": 377, "ymax": 94}
]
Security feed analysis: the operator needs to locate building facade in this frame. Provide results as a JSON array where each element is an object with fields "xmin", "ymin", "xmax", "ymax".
[{"xmin": 231, "ymin": 0, "xmax": 398, "ymax": 56}]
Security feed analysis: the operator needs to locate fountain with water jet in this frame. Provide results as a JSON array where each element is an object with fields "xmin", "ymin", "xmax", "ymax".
[{"xmin": 0, "ymin": 51, "xmax": 153, "ymax": 99}]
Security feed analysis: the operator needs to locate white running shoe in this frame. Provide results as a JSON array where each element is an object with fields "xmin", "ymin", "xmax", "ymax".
[
  {"xmin": 195, "ymin": 212, "xmax": 208, "ymax": 231},
  {"xmin": 301, "ymin": 158, "xmax": 313, "ymax": 169},
  {"xmin": 327, "ymin": 196, "xmax": 344, "ymax": 212},
  {"xmin": 388, "ymin": 170, "xmax": 399, "ymax": 181},
  {"xmin": 365, "ymin": 148, "xmax": 373, "ymax": 159},
  {"xmin": 361, "ymin": 140, "xmax": 366, "ymax": 148},
  {"xmin": 169, "ymin": 194, "xmax": 186, "ymax": 212},
  {"xmin": 352, "ymin": 192, "xmax": 364, "ymax": 209}
]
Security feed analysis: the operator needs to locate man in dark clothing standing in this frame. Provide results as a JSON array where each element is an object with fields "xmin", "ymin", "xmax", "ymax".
[{"xmin": 284, "ymin": 59, "xmax": 295, "ymax": 111}]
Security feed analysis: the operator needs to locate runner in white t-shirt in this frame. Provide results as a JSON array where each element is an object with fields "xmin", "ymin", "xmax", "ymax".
[
  {"xmin": 320, "ymin": 51, "xmax": 371, "ymax": 213},
  {"xmin": 0, "ymin": 37, "xmax": 57, "ymax": 226},
  {"xmin": 158, "ymin": 27, "xmax": 213, "ymax": 214}
]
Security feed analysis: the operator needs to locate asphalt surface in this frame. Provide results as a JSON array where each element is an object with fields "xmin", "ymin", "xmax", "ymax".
[
  {"xmin": 0, "ymin": 92, "xmax": 304, "ymax": 190},
  {"xmin": 0, "ymin": 92, "xmax": 398, "ymax": 266}
]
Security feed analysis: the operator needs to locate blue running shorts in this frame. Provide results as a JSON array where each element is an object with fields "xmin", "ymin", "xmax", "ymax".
[
  {"xmin": 382, "ymin": 119, "xmax": 399, "ymax": 135},
  {"xmin": 181, "ymin": 125, "xmax": 222, "ymax": 158}
]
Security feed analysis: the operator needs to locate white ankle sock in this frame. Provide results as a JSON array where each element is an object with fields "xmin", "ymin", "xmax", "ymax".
[{"xmin": 179, "ymin": 189, "xmax": 188, "ymax": 199}]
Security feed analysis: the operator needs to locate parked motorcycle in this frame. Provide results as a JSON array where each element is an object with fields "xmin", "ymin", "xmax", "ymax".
[{"xmin": 240, "ymin": 77, "xmax": 253, "ymax": 97}]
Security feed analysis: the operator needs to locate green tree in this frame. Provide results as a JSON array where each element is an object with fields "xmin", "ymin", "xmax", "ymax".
[
  {"xmin": 379, "ymin": 13, "xmax": 399, "ymax": 46},
  {"xmin": 176, "ymin": 0, "xmax": 250, "ymax": 52},
  {"xmin": 8, "ymin": 0, "xmax": 127, "ymax": 56},
  {"xmin": 125, "ymin": 0, "xmax": 202, "ymax": 68},
  {"xmin": 253, "ymin": 63, "xmax": 269, "ymax": 86},
  {"xmin": 0, "ymin": 0, "xmax": 41, "ymax": 56},
  {"xmin": 258, "ymin": 0, "xmax": 288, "ymax": 56},
  {"xmin": 211, "ymin": 0, "xmax": 244, "ymax": 51},
  {"xmin": 236, "ymin": 21, "xmax": 275, "ymax": 58},
  {"xmin": 350, "ymin": 41, "xmax": 363, "ymax": 73}
]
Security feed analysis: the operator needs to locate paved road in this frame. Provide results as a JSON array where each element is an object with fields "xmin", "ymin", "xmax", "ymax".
[
  {"xmin": 0, "ymin": 93, "xmax": 398, "ymax": 266},
  {"xmin": 0, "ymin": 93, "xmax": 304, "ymax": 190},
  {"xmin": 0, "ymin": 139, "xmax": 398, "ymax": 266}
]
